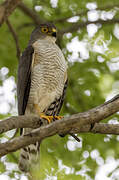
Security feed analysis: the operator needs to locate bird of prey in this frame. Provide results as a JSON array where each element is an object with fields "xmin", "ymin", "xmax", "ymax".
[{"xmin": 17, "ymin": 23, "xmax": 68, "ymax": 172}]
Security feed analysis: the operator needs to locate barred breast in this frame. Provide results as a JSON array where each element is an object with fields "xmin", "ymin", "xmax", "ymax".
[{"xmin": 26, "ymin": 37, "xmax": 67, "ymax": 113}]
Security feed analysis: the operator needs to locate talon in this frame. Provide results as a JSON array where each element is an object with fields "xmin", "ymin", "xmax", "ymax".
[
  {"xmin": 54, "ymin": 116, "xmax": 63, "ymax": 120},
  {"xmin": 34, "ymin": 104, "xmax": 63, "ymax": 123},
  {"xmin": 40, "ymin": 113, "xmax": 53, "ymax": 123},
  {"xmin": 34, "ymin": 104, "xmax": 53, "ymax": 123}
]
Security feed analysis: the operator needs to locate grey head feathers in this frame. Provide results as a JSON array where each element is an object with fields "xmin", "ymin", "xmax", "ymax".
[{"xmin": 29, "ymin": 23, "xmax": 57, "ymax": 45}]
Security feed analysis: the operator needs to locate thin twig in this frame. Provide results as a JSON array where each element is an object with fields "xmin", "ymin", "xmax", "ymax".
[
  {"xmin": 6, "ymin": 19, "xmax": 21, "ymax": 61},
  {"xmin": 18, "ymin": 2, "xmax": 44, "ymax": 25},
  {"xmin": 54, "ymin": 3, "xmax": 119, "ymax": 23},
  {"xmin": 0, "ymin": 0, "xmax": 21, "ymax": 26},
  {"xmin": 17, "ymin": 22, "xmax": 34, "ymax": 30},
  {"xmin": 69, "ymin": 133, "xmax": 80, "ymax": 142},
  {"xmin": 59, "ymin": 18, "xmax": 119, "ymax": 35}
]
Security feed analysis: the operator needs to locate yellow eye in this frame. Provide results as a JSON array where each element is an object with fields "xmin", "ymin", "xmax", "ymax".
[{"xmin": 41, "ymin": 27, "xmax": 48, "ymax": 33}]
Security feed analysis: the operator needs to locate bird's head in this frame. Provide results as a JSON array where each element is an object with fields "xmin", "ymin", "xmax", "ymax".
[
  {"xmin": 40, "ymin": 23, "xmax": 57, "ymax": 37},
  {"xmin": 29, "ymin": 23, "xmax": 57, "ymax": 44}
]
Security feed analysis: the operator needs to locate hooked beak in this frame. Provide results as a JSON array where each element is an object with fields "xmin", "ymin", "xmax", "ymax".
[{"xmin": 52, "ymin": 28, "xmax": 57, "ymax": 37}]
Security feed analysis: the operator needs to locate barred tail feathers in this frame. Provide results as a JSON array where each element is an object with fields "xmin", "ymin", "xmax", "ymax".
[{"xmin": 19, "ymin": 128, "xmax": 40, "ymax": 172}]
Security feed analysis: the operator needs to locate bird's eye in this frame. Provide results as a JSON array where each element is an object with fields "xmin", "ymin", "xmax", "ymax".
[{"xmin": 41, "ymin": 27, "xmax": 48, "ymax": 33}]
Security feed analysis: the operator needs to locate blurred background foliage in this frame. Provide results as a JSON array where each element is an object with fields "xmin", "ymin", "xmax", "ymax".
[{"xmin": 1, "ymin": 0, "xmax": 119, "ymax": 179}]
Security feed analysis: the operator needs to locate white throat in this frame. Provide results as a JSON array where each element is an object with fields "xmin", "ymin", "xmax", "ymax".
[{"xmin": 44, "ymin": 35, "xmax": 56, "ymax": 43}]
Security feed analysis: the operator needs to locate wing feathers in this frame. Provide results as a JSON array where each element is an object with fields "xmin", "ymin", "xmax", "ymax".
[
  {"xmin": 45, "ymin": 79, "xmax": 68, "ymax": 116},
  {"xmin": 17, "ymin": 45, "xmax": 34, "ymax": 115}
]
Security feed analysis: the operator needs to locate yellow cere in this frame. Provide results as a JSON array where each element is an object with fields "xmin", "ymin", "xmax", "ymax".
[{"xmin": 52, "ymin": 28, "xmax": 57, "ymax": 32}]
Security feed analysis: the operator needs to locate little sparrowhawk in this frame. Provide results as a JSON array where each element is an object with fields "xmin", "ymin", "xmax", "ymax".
[{"xmin": 17, "ymin": 23, "xmax": 68, "ymax": 172}]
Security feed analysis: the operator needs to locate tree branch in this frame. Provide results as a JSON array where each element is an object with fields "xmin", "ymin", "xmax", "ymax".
[
  {"xmin": 6, "ymin": 19, "xmax": 21, "ymax": 60},
  {"xmin": 17, "ymin": 2, "xmax": 119, "ymax": 37},
  {"xmin": 59, "ymin": 18, "xmax": 119, "ymax": 35},
  {"xmin": 55, "ymin": 3, "xmax": 119, "ymax": 23},
  {"xmin": 1, "ymin": 94, "xmax": 119, "ymax": 134},
  {"xmin": 0, "ymin": 122, "xmax": 119, "ymax": 157},
  {"xmin": 0, "ymin": 94, "xmax": 119, "ymax": 157},
  {"xmin": 91, "ymin": 123, "xmax": 119, "ymax": 135},
  {"xmin": 0, "ymin": 0, "xmax": 21, "ymax": 26},
  {"xmin": 18, "ymin": 2, "xmax": 43, "ymax": 25}
]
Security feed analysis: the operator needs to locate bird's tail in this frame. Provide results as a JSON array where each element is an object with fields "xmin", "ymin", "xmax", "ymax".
[{"xmin": 18, "ymin": 128, "xmax": 40, "ymax": 172}]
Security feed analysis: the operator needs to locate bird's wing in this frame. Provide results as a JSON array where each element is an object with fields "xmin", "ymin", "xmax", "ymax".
[
  {"xmin": 56, "ymin": 78, "xmax": 68, "ymax": 115},
  {"xmin": 45, "ymin": 78, "xmax": 68, "ymax": 116},
  {"xmin": 17, "ymin": 45, "xmax": 34, "ymax": 115}
]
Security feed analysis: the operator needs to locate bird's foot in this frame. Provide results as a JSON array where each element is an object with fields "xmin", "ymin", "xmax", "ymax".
[
  {"xmin": 54, "ymin": 116, "xmax": 63, "ymax": 120},
  {"xmin": 34, "ymin": 104, "xmax": 63, "ymax": 123},
  {"xmin": 40, "ymin": 113, "xmax": 53, "ymax": 123},
  {"xmin": 40, "ymin": 115, "xmax": 63, "ymax": 123},
  {"xmin": 34, "ymin": 104, "xmax": 53, "ymax": 123}
]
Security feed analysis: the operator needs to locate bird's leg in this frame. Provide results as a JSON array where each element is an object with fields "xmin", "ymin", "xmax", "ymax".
[{"xmin": 34, "ymin": 104, "xmax": 53, "ymax": 123}]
